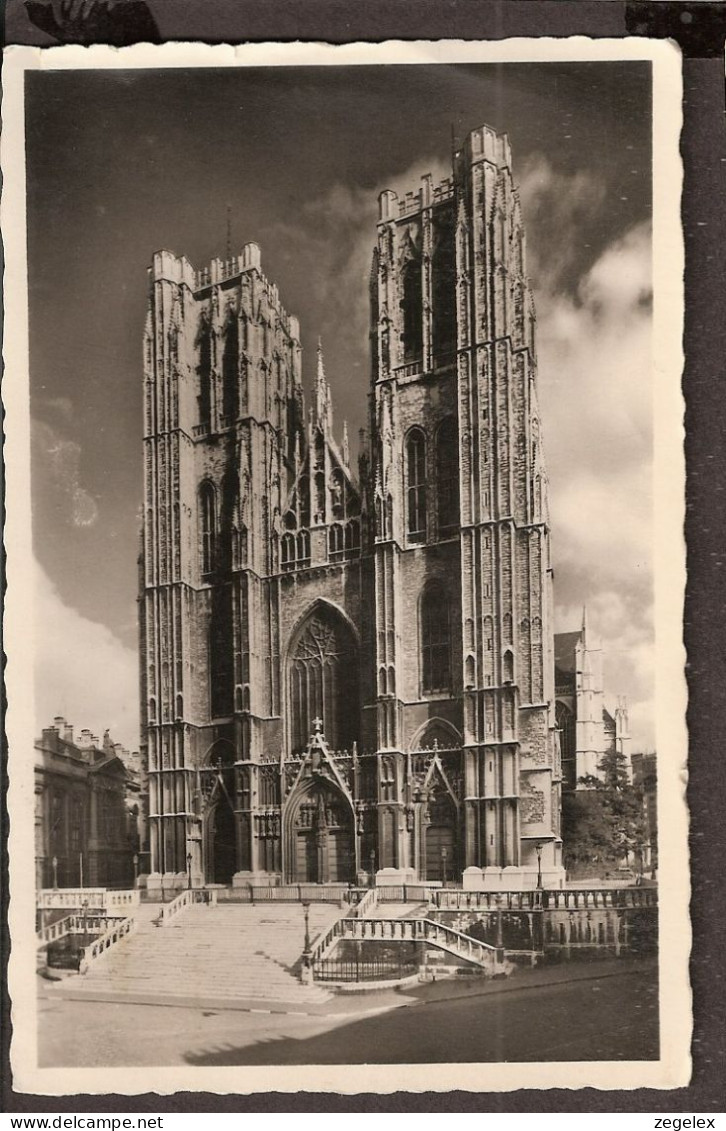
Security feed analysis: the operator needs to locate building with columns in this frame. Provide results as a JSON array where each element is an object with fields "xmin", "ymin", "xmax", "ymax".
[
  {"xmin": 34, "ymin": 717, "xmax": 140, "ymax": 890},
  {"xmin": 140, "ymin": 123, "xmax": 565, "ymax": 893}
]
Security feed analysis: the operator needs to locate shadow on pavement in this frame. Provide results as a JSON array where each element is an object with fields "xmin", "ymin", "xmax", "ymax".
[{"xmin": 182, "ymin": 964, "xmax": 660, "ymax": 1066}]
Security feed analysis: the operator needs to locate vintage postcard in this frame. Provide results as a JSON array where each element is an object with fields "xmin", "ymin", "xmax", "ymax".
[{"xmin": 3, "ymin": 38, "xmax": 688, "ymax": 1095}]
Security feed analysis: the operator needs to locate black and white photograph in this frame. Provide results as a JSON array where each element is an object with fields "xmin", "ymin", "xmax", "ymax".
[{"xmin": 3, "ymin": 39, "xmax": 687, "ymax": 1094}]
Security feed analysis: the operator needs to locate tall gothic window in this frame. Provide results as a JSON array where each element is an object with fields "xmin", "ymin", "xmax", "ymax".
[
  {"xmin": 222, "ymin": 314, "xmax": 239, "ymax": 422},
  {"xmin": 431, "ymin": 208, "xmax": 456, "ymax": 362},
  {"xmin": 557, "ymin": 701, "xmax": 577, "ymax": 789},
  {"xmin": 436, "ymin": 417, "xmax": 459, "ymax": 535},
  {"xmin": 197, "ymin": 319, "xmax": 212, "ymax": 427},
  {"xmin": 289, "ymin": 610, "xmax": 359, "ymax": 754},
  {"xmin": 421, "ymin": 584, "xmax": 451, "ymax": 694},
  {"xmin": 406, "ymin": 428, "xmax": 427, "ymax": 542},
  {"xmin": 200, "ymin": 481, "xmax": 216, "ymax": 576},
  {"xmin": 401, "ymin": 256, "xmax": 423, "ymax": 362}
]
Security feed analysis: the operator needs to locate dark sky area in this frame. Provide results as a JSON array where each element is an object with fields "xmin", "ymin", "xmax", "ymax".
[{"xmin": 26, "ymin": 61, "xmax": 654, "ymax": 746}]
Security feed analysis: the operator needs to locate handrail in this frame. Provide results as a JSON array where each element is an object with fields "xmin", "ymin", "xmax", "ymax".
[
  {"xmin": 431, "ymin": 887, "xmax": 657, "ymax": 911},
  {"xmin": 78, "ymin": 916, "xmax": 137, "ymax": 974},
  {"xmin": 37, "ymin": 913, "xmax": 123, "ymax": 947},
  {"xmin": 308, "ymin": 915, "xmax": 506, "ymax": 979},
  {"xmin": 37, "ymin": 889, "xmax": 140, "ymax": 911},
  {"xmin": 157, "ymin": 887, "xmax": 217, "ymax": 927},
  {"xmin": 36, "ymin": 915, "xmax": 75, "ymax": 946},
  {"xmin": 352, "ymin": 887, "xmax": 378, "ymax": 919}
]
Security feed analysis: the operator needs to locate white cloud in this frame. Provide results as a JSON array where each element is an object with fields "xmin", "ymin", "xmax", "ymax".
[
  {"xmin": 34, "ymin": 560, "xmax": 139, "ymax": 750},
  {"xmin": 537, "ymin": 220, "xmax": 655, "ymax": 749},
  {"xmin": 33, "ymin": 416, "xmax": 99, "ymax": 528}
]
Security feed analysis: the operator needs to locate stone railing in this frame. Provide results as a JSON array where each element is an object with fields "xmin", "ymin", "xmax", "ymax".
[
  {"xmin": 79, "ymin": 916, "xmax": 137, "ymax": 974},
  {"xmin": 351, "ymin": 887, "xmax": 378, "ymax": 919},
  {"xmin": 376, "ymin": 884, "xmax": 433, "ymax": 904},
  {"xmin": 308, "ymin": 916, "xmax": 506, "ymax": 980},
  {"xmin": 37, "ymin": 889, "xmax": 140, "ymax": 912},
  {"xmin": 157, "ymin": 887, "xmax": 217, "ymax": 927},
  {"xmin": 431, "ymin": 887, "xmax": 657, "ymax": 912},
  {"xmin": 36, "ymin": 914, "xmax": 75, "ymax": 946}
]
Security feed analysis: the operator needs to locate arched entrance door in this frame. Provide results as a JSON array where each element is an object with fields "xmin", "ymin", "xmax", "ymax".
[
  {"xmin": 425, "ymin": 788, "xmax": 458, "ymax": 883},
  {"xmin": 292, "ymin": 781, "xmax": 355, "ymax": 883},
  {"xmin": 206, "ymin": 792, "xmax": 237, "ymax": 884}
]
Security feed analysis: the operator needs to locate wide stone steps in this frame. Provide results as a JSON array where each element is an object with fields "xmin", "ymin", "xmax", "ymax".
[{"xmin": 75, "ymin": 903, "xmax": 339, "ymax": 1003}]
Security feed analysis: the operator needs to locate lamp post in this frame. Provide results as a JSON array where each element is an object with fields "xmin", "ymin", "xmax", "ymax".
[
  {"xmin": 301, "ymin": 899, "xmax": 312, "ymax": 981},
  {"xmin": 133, "ymin": 852, "xmax": 139, "ymax": 886},
  {"xmin": 186, "ymin": 851, "xmax": 192, "ymax": 890},
  {"xmin": 51, "ymin": 855, "xmax": 58, "ymax": 890},
  {"xmin": 535, "ymin": 842, "xmax": 543, "ymax": 891},
  {"xmin": 369, "ymin": 849, "xmax": 376, "ymax": 888}
]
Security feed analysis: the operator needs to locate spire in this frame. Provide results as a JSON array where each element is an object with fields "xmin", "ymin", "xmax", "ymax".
[
  {"xmin": 315, "ymin": 338, "xmax": 327, "ymax": 424},
  {"xmin": 342, "ymin": 420, "xmax": 350, "ymax": 467}
]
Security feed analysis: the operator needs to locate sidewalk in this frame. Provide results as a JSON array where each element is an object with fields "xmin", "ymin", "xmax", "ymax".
[{"xmin": 38, "ymin": 955, "xmax": 657, "ymax": 1020}]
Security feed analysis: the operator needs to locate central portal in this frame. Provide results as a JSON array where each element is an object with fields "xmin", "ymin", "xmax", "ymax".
[{"xmin": 292, "ymin": 781, "xmax": 355, "ymax": 883}]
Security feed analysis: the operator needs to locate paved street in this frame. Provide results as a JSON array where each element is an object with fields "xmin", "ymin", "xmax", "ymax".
[{"xmin": 38, "ymin": 960, "xmax": 658, "ymax": 1067}]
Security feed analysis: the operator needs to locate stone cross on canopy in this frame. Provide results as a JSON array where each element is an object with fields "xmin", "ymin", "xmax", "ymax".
[{"xmin": 312, "ymin": 717, "xmax": 324, "ymax": 735}]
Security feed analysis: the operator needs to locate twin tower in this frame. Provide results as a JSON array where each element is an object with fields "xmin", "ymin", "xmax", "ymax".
[{"xmin": 140, "ymin": 124, "xmax": 565, "ymax": 893}]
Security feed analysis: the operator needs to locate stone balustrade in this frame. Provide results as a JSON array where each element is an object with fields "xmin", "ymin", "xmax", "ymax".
[
  {"xmin": 79, "ymin": 916, "xmax": 137, "ymax": 974},
  {"xmin": 431, "ymin": 887, "xmax": 657, "ymax": 912},
  {"xmin": 157, "ymin": 887, "xmax": 218, "ymax": 926},
  {"xmin": 37, "ymin": 888, "xmax": 140, "ymax": 911},
  {"xmin": 308, "ymin": 915, "xmax": 505, "ymax": 979},
  {"xmin": 351, "ymin": 887, "xmax": 378, "ymax": 919}
]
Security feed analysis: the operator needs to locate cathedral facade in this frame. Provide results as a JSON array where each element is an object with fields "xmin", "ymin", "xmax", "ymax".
[{"xmin": 140, "ymin": 124, "xmax": 564, "ymax": 892}]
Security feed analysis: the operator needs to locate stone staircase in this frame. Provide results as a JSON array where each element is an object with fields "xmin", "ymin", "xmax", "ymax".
[{"xmin": 72, "ymin": 902, "xmax": 341, "ymax": 1004}]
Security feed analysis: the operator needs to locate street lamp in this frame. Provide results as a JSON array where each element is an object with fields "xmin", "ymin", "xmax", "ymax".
[
  {"xmin": 186, "ymin": 851, "xmax": 193, "ymax": 890},
  {"xmin": 535, "ymin": 842, "xmax": 543, "ymax": 891},
  {"xmin": 301, "ymin": 900, "xmax": 312, "ymax": 984},
  {"xmin": 51, "ymin": 855, "xmax": 58, "ymax": 890},
  {"xmin": 369, "ymin": 849, "xmax": 376, "ymax": 888},
  {"xmin": 302, "ymin": 900, "xmax": 311, "ymax": 956}
]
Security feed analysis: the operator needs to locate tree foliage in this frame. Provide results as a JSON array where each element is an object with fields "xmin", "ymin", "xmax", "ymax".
[{"xmin": 563, "ymin": 747, "xmax": 648, "ymax": 876}]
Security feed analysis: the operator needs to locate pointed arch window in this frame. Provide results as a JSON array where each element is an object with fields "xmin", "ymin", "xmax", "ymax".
[
  {"xmin": 421, "ymin": 584, "xmax": 451, "ymax": 694},
  {"xmin": 289, "ymin": 610, "xmax": 359, "ymax": 754},
  {"xmin": 431, "ymin": 207, "xmax": 456, "ymax": 362},
  {"xmin": 197, "ymin": 319, "xmax": 212, "ymax": 427},
  {"xmin": 401, "ymin": 255, "xmax": 423, "ymax": 362},
  {"xmin": 329, "ymin": 523, "xmax": 344, "ymax": 559},
  {"xmin": 436, "ymin": 417, "xmax": 459, "ymax": 535},
  {"xmin": 222, "ymin": 314, "xmax": 240, "ymax": 422},
  {"xmin": 406, "ymin": 428, "xmax": 427, "ymax": 542},
  {"xmin": 199, "ymin": 482, "xmax": 216, "ymax": 576}
]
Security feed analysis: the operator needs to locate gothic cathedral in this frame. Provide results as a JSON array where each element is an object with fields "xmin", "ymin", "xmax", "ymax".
[{"xmin": 140, "ymin": 124, "xmax": 565, "ymax": 892}]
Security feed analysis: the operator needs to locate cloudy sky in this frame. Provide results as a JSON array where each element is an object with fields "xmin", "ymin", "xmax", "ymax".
[{"xmin": 26, "ymin": 60, "xmax": 653, "ymax": 751}]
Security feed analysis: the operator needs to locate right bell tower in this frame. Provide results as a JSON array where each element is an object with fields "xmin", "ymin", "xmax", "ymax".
[{"xmin": 370, "ymin": 123, "xmax": 563, "ymax": 889}]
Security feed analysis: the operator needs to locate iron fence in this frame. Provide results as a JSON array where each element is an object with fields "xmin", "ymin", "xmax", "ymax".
[{"xmin": 314, "ymin": 957, "xmax": 419, "ymax": 983}]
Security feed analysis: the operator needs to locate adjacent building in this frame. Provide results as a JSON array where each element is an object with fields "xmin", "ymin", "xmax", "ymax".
[
  {"xmin": 35, "ymin": 717, "xmax": 141, "ymax": 889},
  {"xmin": 140, "ymin": 124, "xmax": 565, "ymax": 892},
  {"xmin": 554, "ymin": 610, "xmax": 630, "ymax": 789}
]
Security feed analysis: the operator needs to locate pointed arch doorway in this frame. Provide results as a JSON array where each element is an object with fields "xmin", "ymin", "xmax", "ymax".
[
  {"xmin": 204, "ymin": 786, "xmax": 237, "ymax": 885},
  {"xmin": 424, "ymin": 786, "xmax": 458, "ymax": 883},
  {"xmin": 288, "ymin": 779, "xmax": 355, "ymax": 884}
]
